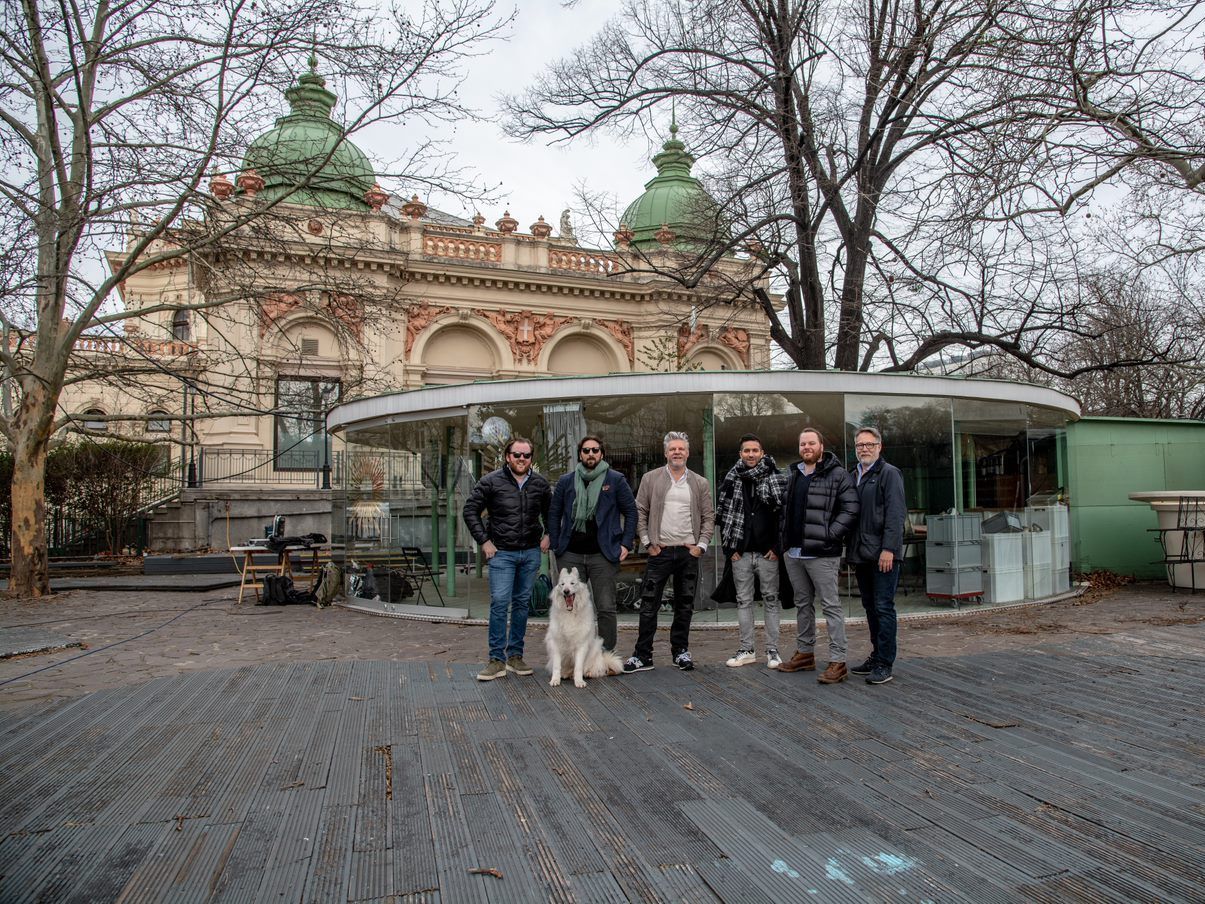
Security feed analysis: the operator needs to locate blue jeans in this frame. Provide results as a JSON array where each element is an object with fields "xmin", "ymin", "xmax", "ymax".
[
  {"xmin": 487, "ymin": 548, "xmax": 541, "ymax": 661},
  {"xmin": 854, "ymin": 561, "xmax": 901, "ymax": 666}
]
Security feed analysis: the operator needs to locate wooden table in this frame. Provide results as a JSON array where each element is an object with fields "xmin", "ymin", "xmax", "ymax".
[{"xmin": 232, "ymin": 545, "xmax": 326, "ymax": 605}]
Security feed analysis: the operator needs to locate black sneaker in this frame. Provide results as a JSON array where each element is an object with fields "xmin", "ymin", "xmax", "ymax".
[
  {"xmin": 850, "ymin": 658, "xmax": 876, "ymax": 676},
  {"xmin": 623, "ymin": 656, "xmax": 653, "ymax": 673},
  {"xmin": 867, "ymin": 665, "xmax": 894, "ymax": 685},
  {"xmin": 674, "ymin": 651, "xmax": 695, "ymax": 671}
]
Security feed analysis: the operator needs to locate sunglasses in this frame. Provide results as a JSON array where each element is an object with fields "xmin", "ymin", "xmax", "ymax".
[
  {"xmin": 509, "ymin": 451, "xmax": 533, "ymax": 459},
  {"xmin": 580, "ymin": 446, "xmax": 601, "ymax": 454}
]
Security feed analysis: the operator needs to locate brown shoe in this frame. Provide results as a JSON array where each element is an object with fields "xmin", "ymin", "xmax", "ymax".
[
  {"xmin": 817, "ymin": 661, "xmax": 848, "ymax": 684},
  {"xmin": 776, "ymin": 650, "xmax": 816, "ymax": 672}
]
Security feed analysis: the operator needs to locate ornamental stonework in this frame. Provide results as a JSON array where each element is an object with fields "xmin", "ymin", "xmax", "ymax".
[
  {"xmin": 474, "ymin": 308, "xmax": 571, "ymax": 365},
  {"xmin": 597, "ymin": 318, "xmax": 634, "ymax": 364},
  {"xmin": 405, "ymin": 301, "xmax": 453, "ymax": 357},
  {"xmin": 718, "ymin": 326, "xmax": 751, "ymax": 366},
  {"xmin": 677, "ymin": 322, "xmax": 710, "ymax": 358},
  {"xmin": 260, "ymin": 292, "xmax": 364, "ymax": 342}
]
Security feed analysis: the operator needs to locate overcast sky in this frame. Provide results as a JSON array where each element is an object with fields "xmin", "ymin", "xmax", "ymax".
[{"xmin": 358, "ymin": 0, "xmax": 658, "ymax": 243}]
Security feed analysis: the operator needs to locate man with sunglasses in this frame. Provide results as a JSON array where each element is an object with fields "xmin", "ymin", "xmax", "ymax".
[
  {"xmin": 548, "ymin": 435, "xmax": 638, "ymax": 652},
  {"xmin": 846, "ymin": 426, "xmax": 906, "ymax": 685},
  {"xmin": 463, "ymin": 436, "xmax": 551, "ymax": 681}
]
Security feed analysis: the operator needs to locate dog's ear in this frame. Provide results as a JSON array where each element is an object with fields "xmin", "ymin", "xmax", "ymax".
[
  {"xmin": 569, "ymin": 567, "xmax": 580, "ymax": 581},
  {"xmin": 558, "ymin": 567, "xmax": 570, "ymax": 581}
]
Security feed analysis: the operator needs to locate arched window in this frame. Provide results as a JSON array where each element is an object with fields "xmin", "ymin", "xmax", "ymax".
[
  {"xmin": 82, "ymin": 408, "xmax": 108, "ymax": 431},
  {"xmin": 171, "ymin": 309, "xmax": 191, "ymax": 341},
  {"xmin": 147, "ymin": 411, "xmax": 171, "ymax": 433}
]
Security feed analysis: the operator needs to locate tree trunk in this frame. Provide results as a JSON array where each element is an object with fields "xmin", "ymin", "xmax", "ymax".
[{"xmin": 8, "ymin": 434, "xmax": 50, "ymax": 598}]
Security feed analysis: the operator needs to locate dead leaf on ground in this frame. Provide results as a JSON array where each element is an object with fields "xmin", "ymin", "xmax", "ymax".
[
  {"xmin": 683, "ymin": 702, "xmax": 694, "ymax": 711},
  {"xmin": 468, "ymin": 867, "xmax": 504, "ymax": 879}
]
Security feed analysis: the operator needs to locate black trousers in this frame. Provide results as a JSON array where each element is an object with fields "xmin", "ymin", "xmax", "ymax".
[{"xmin": 633, "ymin": 546, "xmax": 699, "ymax": 661}]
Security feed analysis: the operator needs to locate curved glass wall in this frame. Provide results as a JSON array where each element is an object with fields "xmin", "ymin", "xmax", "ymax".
[{"xmin": 331, "ymin": 374, "xmax": 1077, "ymax": 621}]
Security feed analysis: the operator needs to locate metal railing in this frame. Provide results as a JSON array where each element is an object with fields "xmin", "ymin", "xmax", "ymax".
[{"xmin": 197, "ymin": 446, "xmax": 331, "ymax": 486}]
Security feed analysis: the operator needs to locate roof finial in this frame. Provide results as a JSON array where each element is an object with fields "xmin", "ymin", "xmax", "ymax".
[
  {"xmin": 308, "ymin": 49, "xmax": 318, "ymax": 73},
  {"xmin": 670, "ymin": 99, "xmax": 678, "ymax": 137}
]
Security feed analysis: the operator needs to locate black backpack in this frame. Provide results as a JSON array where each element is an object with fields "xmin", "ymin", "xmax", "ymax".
[{"xmin": 260, "ymin": 574, "xmax": 316, "ymax": 606}]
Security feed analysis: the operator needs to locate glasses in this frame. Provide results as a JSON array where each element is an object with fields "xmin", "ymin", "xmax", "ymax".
[
  {"xmin": 509, "ymin": 451, "xmax": 533, "ymax": 459},
  {"xmin": 580, "ymin": 446, "xmax": 601, "ymax": 454},
  {"xmin": 854, "ymin": 442, "xmax": 880, "ymax": 450}
]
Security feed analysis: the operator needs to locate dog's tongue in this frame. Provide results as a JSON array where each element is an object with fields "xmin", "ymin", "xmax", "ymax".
[{"xmin": 564, "ymin": 592, "xmax": 575, "ymax": 610}]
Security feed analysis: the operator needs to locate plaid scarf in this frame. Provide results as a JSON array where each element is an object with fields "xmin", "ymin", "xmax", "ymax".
[{"xmin": 716, "ymin": 454, "xmax": 787, "ymax": 548}]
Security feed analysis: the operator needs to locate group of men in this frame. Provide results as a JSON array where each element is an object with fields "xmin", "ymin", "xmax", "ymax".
[{"xmin": 461, "ymin": 425, "xmax": 906, "ymax": 686}]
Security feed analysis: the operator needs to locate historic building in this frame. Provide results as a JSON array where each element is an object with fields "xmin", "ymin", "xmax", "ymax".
[{"xmin": 58, "ymin": 61, "xmax": 774, "ymax": 547}]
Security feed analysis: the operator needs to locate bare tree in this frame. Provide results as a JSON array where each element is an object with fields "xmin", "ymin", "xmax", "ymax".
[
  {"xmin": 505, "ymin": 0, "xmax": 1202, "ymax": 379},
  {"xmin": 1040, "ymin": 272, "xmax": 1204, "ymax": 418},
  {"xmin": 0, "ymin": 0, "xmax": 506, "ymax": 597}
]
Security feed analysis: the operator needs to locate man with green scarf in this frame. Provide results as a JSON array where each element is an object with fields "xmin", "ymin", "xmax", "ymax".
[{"xmin": 548, "ymin": 435, "xmax": 638, "ymax": 651}]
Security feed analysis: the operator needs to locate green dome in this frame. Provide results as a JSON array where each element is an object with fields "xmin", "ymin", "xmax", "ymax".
[
  {"xmin": 241, "ymin": 57, "xmax": 374, "ymax": 210},
  {"xmin": 619, "ymin": 122, "xmax": 726, "ymax": 251}
]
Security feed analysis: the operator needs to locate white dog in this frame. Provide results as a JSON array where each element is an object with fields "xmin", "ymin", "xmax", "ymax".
[{"xmin": 546, "ymin": 567, "xmax": 624, "ymax": 687}]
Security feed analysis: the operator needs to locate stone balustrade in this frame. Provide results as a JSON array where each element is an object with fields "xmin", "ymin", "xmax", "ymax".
[
  {"xmin": 422, "ymin": 235, "xmax": 502, "ymax": 263},
  {"xmin": 74, "ymin": 337, "xmax": 197, "ymax": 356},
  {"xmin": 548, "ymin": 249, "xmax": 622, "ymax": 275}
]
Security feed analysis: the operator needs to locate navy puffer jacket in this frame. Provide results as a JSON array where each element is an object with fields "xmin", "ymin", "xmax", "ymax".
[{"xmin": 779, "ymin": 451, "xmax": 860, "ymax": 557}]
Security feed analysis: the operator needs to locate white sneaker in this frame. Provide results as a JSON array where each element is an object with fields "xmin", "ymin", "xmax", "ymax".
[
  {"xmin": 725, "ymin": 649, "xmax": 757, "ymax": 668},
  {"xmin": 766, "ymin": 649, "xmax": 783, "ymax": 670}
]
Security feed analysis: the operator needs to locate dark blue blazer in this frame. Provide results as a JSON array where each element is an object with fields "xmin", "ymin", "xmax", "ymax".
[{"xmin": 548, "ymin": 469, "xmax": 638, "ymax": 564}]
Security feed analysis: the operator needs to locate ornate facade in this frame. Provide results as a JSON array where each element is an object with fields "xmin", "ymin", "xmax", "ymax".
[{"xmin": 61, "ymin": 64, "xmax": 775, "ymax": 489}]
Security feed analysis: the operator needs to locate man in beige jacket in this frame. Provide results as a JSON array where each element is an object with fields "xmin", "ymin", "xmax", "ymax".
[{"xmin": 623, "ymin": 431, "xmax": 715, "ymax": 673}]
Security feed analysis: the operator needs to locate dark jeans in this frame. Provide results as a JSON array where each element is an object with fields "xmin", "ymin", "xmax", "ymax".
[
  {"xmin": 633, "ymin": 546, "xmax": 699, "ymax": 661},
  {"xmin": 854, "ymin": 561, "xmax": 900, "ymax": 667}
]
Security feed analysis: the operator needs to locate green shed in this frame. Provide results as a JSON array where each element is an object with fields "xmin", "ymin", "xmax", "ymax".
[{"xmin": 1067, "ymin": 417, "xmax": 1205, "ymax": 577}]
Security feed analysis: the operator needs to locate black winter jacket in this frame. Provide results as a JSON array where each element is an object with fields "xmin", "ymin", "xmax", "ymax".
[
  {"xmin": 779, "ymin": 451, "xmax": 859, "ymax": 557},
  {"xmin": 462, "ymin": 467, "xmax": 551, "ymax": 550},
  {"xmin": 846, "ymin": 458, "xmax": 907, "ymax": 565}
]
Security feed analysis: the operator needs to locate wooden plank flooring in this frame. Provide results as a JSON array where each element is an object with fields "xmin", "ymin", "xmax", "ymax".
[{"xmin": 1, "ymin": 625, "xmax": 1202, "ymax": 903}]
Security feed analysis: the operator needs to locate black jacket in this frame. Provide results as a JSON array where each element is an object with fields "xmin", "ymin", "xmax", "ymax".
[
  {"xmin": 780, "ymin": 451, "xmax": 859, "ymax": 557},
  {"xmin": 846, "ymin": 458, "xmax": 907, "ymax": 565},
  {"xmin": 462, "ymin": 467, "xmax": 551, "ymax": 550}
]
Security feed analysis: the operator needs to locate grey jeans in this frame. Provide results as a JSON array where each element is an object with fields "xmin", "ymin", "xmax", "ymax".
[
  {"xmin": 732, "ymin": 551, "xmax": 781, "ymax": 652},
  {"xmin": 783, "ymin": 555, "xmax": 846, "ymax": 662},
  {"xmin": 558, "ymin": 551, "xmax": 620, "ymax": 651}
]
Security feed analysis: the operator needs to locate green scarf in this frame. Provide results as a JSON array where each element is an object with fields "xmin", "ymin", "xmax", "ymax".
[{"xmin": 572, "ymin": 461, "xmax": 609, "ymax": 533}]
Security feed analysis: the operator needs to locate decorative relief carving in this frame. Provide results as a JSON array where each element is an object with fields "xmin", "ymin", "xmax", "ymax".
[
  {"xmin": 677, "ymin": 321, "xmax": 710, "ymax": 358},
  {"xmin": 597, "ymin": 318, "xmax": 634, "ymax": 364},
  {"xmin": 260, "ymin": 292, "xmax": 364, "ymax": 342},
  {"xmin": 405, "ymin": 301, "xmax": 453, "ymax": 357},
  {"xmin": 718, "ymin": 326, "xmax": 751, "ymax": 366},
  {"xmin": 474, "ymin": 308, "xmax": 571, "ymax": 364},
  {"xmin": 260, "ymin": 293, "xmax": 303, "ymax": 334}
]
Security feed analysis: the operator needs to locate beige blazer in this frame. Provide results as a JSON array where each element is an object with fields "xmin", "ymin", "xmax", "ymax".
[{"xmin": 636, "ymin": 467, "xmax": 715, "ymax": 549}]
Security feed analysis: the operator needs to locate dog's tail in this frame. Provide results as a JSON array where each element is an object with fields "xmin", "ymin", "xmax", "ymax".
[{"xmin": 600, "ymin": 649, "xmax": 624, "ymax": 676}]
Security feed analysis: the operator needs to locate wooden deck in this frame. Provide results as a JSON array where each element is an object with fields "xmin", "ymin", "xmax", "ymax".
[{"xmin": 1, "ymin": 626, "xmax": 1202, "ymax": 902}]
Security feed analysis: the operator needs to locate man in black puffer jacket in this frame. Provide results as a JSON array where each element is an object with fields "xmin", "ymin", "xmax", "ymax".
[
  {"xmin": 777, "ymin": 428, "xmax": 859, "ymax": 684},
  {"xmin": 463, "ymin": 436, "xmax": 551, "ymax": 682}
]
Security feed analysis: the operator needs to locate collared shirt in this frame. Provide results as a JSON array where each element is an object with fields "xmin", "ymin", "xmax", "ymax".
[
  {"xmin": 659, "ymin": 467, "xmax": 696, "ymax": 545},
  {"xmin": 509, "ymin": 466, "xmax": 529, "ymax": 490},
  {"xmin": 856, "ymin": 459, "xmax": 877, "ymax": 485}
]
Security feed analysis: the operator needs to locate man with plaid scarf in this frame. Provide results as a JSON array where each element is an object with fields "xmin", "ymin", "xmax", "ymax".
[{"xmin": 717, "ymin": 434, "xmax": 788, "ymax": 669}]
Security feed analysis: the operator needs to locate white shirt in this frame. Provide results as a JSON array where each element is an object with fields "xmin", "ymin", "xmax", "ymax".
[{"xmin": 659, "ymin": 470, "xmax": 696, "ymax": 546}]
